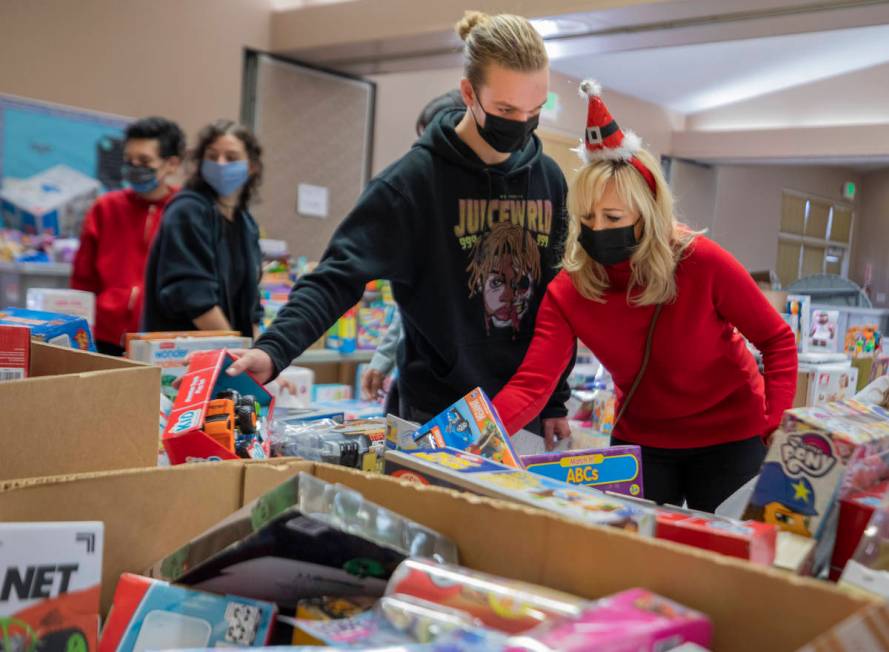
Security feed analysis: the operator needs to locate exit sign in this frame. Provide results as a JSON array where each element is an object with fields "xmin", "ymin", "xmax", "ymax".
[
  {"xmin": 843, "ymin": 181, "xmax": 856, "ymax": 200},
  {"xmin": 542, "ymin": 91, "xmax": 561, "ymax": 120}
]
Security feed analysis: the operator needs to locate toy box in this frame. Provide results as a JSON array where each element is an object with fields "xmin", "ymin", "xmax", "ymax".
[
  {"xmin": 275, "ymin": 407, "xmax": 345, "ymax": 425},
  {"xmin": 520, "ymin": 588, "xmax": 712, "ymax": 652},
  {"xmin": 744, "ymin": 401, "xmax": 889, "ymax": 549},
  {"xmin": 312, "ymin": 383, "xmax": 352, "ymax": 402},
  {"xmin": 26, "ymin": 288, "xmax": 96, "ymax": 327},
  {"xmin": 127, "ymin": 334, "xmax": 251, "ymax": 401},
  {"xmin": 124, "ymin": 330, "xmax": 240, "ymax": 357},
  {"xmin": 0, "ymin": 307, "xmax": 94, "ymax": 351},
  {"xmin": 411, "ymin": 388, "xmax": 521, "ymax": 468},
  {"xmin": 840, "ymin": 492, "xmax": 889, "ymax": 599},
  {"xmin": 384, "ymin": 448, "xmax": 656, "ymax": 535},
  {"xmin": 147, "ymin": 472, "xmax": 457, "ymax": 606},
  {"xmin": 357, "ymin": 306, "xmax": 394, "ymax": 350},
  {"xmin": 655, "ymin": 511, "xmax": 777, "ymax": 565},
  {"xmin": 163, "ymin": 349, "xmax": 273, "ymax": 464},
  {"xmin": 387, "ymin": 414, "xmax": 421, "ymax": 450},
  {"xmin": 0, "ymin": 521, "xmax": 103, "ymax": 652},
  {"xmin": 99, "ymin": 574, "xmax": 276, "ymax": 652},
  {"xmin": 268, "ymin": 365, "xmax": 313, "ymax": 409},
  {"xmin": 830, "ymin": 480, "xmax": 889, "ymax": 581},
  {"xmin": 786, "ymin": 295, "xmax": 812, "ymax": 353},
  {"xmin": 804, "ymin": 366, "xmax": 859, "ymax": 407},
  {"xmin": 845, "ymin": 325, "xmax": 882, "ymax": 358},
  {"xmin": 810, "ymin": 310, "xmax": 840, "ymax": 352},
  {"xmin": 522, "ymin": 446, "xmax": 643, "ymax": 497},
  {"xmin": 385, "ymin": 559, "xmax": 586, "ymax": 635},
  {"xmin": 0, "ymin": 324, "xmax": 29, "ymax": 381},
  {"xmin": 0, "ymin": 164, "xmax": 101, "ymax": 236}
]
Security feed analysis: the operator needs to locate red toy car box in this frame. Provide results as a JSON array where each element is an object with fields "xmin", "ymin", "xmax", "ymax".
[
  {"xmin": 830, "ymin": 480, "xmax": 889, "ymax": 581},
  {"xmin": 163, "ymin": 350, "xmax": 274, "ymax": 465},
  {"xmin": 655, "ymin": 511, "xmax": 777, "ymax": 565}
]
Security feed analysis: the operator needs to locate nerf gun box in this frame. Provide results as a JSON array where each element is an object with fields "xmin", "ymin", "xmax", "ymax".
[
  {"xmin": 0, "ymin": 307, "xmax": 94, "ymax": 351},
  {"xmin": 743, "ymin": 400, "xmax": 889, "ymax": 572},
  {"xmin": 163, "ymin": 350, "xmax": 273, "ymax": 464},
  {"xmin": 146, "ymin": 472, "xmax": 457, "ymax": 607},
  {"xmin": 411, "ymin": 387, "xmax": 521, "ymax": 468},
  {"xmin": 0, "ymin": 522, "xmax": 103, "ymax": 652},
  {"xmin": 0, "ymin": 324, "xmax": 29, "ymax": 381},
  {"xmin": 384, "ymin": 448, "xmax": 655, "ymax": 535},
  {"xmin": 519, "ymin": 588, "xmax": 712, "ymax": 652},
  {"xmin": 127, "ymin": 333, "xmax": 250, "ymax": 401},
  {"xmin": 99, "ymin": 574, "xmax": 276, "ymax": 652},
  {"xmin": 655, "ymin": 511, "xmax": 777, "ymax": 565},
  {"xmin": 521, "ymin": 445, "xmax": 643, "ymax": 497}
]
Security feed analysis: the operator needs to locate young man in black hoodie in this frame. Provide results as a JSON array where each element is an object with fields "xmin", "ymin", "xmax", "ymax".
[{"xmin": 230, "ymin": 11, "xmax": 574, "ymax": 448}]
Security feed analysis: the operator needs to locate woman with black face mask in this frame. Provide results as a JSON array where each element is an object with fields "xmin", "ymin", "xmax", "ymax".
[
  {"xmin": 493, "ymin": 82, "xmax": 799, "ymax": 513},
  {"xmin": 228, "ymin": 11, "xmax": 575, "ymax": 444}
]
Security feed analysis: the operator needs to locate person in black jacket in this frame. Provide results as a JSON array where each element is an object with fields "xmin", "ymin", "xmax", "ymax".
[
  {"xmin": 143, "ymin": 120, "xmax": 263, "ymax": 338},
  {"xmin": 229, "ymin": 11, "xmax": 575, "ymax": 448}
]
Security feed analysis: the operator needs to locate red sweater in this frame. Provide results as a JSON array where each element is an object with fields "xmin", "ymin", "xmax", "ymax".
[
  {"xmin": 493, "ymin": 237, "xmax": 798, "ymax": 448},
  {"xmin": 72, "ymin": 187, "xmax": 177, "ymax": 346}
]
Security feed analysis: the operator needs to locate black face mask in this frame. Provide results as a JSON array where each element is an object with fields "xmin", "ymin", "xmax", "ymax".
[
  {"xmin": 578, "ymin": 223, "xmax": 638, "ymax": 266},
  {"xmin": 471, "ymin": 91, "xmax": 539, "ymax": 153}
]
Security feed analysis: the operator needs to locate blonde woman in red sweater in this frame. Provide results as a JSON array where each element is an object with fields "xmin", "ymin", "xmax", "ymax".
[{"xmin": 493, "ymin": 82, "xmax": 798, "ymax": 511}]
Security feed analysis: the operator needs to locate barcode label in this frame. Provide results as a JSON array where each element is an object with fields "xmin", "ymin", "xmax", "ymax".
[{"xmin": 0, "ymin": 367, "xmax": 25, "ymax": 382}]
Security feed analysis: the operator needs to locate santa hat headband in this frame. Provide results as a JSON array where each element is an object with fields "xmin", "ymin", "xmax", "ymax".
[{"xmin": 576, "ymin": 79, "xmax": 657, "ymax": 197}]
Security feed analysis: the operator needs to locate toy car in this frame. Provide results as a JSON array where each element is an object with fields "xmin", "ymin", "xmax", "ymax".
[{"xmin": 204, "ymin": 399, "xmax": 236, "ymax": 452}]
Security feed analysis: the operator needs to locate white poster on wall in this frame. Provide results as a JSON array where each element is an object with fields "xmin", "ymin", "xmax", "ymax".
[{"xmin": 297, "ymin": 183, "xmax": 329, "ymax": 219}]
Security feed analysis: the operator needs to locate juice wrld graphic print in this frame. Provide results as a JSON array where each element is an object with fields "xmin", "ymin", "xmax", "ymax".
[{"xmin": 456, "ymin": 197, "xmax": 554, "ymax": 336}]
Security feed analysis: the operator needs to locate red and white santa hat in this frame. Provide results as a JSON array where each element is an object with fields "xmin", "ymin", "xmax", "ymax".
[{"xmin": 576, "ymin": 79, "xmax": 657, "ymax": 196}]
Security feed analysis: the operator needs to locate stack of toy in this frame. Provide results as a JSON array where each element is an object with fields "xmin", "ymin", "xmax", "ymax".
[
  {"xmin": 327, "ymin": 280, "xmax": 396, "ymax": 353},
  {"xmin": 846, "ymin": 325, "xmax": 882, "ymax": 358}
]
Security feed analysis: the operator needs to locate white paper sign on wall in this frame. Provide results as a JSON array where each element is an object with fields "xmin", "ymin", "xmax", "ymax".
[{"xmin": 297, "ymin": 183, "xmax": 329, "ymax": 219}]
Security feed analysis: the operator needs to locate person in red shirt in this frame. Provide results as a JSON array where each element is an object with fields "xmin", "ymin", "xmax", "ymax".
[
  {"xmin": 72, "ymin": 117, "xmax": 185, "ymax": 355},
  {"xmin": 493, "ymin": 82, "xmax": 798, "ymax": 511}
]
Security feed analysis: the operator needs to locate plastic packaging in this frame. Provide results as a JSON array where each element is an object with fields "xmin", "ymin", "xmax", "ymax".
[
  {"xmin": 384, "ymin": 559, "xmax": 588, "ymax": 634},
  {"xmin": 840, "ymin": 491, "xmax": 889, "ymax": 598}
]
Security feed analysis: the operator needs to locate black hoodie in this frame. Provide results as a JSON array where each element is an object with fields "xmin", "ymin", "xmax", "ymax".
[
  {"xmin": 142, "ymin": 189, "xmax": 263, "ymax": 337},
  {"xmin": 255, "ymin": 108, "xmax": 573, "ymax": 423}
]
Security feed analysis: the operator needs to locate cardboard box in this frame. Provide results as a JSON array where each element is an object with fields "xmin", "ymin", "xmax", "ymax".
[
  {"xmin": 744, "ymin": 400, "xmax": 889, "ymax": 542},
  {"xmin": 163, "ymin": 350, "xmax": 273, "ymax": 464},
  {"xmin": 522, "ymin": 446, "xmax": 643, "ymax": 497},
  {"xmin": 412, "ymin": 388, "xmax": 521, "ymax": 468},
  {"xmin": 0, "ymin": 460, "xmax": 877, "ymax": 652},
  {"xmin": 0, "ymin": 323, "xmax": 30, "ymax": 381},
  {"xmin": 384, "ymin": 448, "xmax": 655, "ymax": 535},
  {"xmin": 0, "ymin": 341, "xmax": 159, "ymax": 482},
  {"xmin": 127, "ymin": 334, "xmax": 251, "ymax": 401},
  {"xmin": 655, "ymin": 512, "xmax": 777, "ymax": 566},
  {"xmin": 798, "ymin": 603, "xmax": 889, "ymax": 652},
  {"xmin": 27, "ymin": 288, "xmax": 96, "ymax": 328},
  {"xmin": 99, "ymin": 574, "xmax": 277, "ymax": 652},
  {"xmin": 0, "ymin": 307, "xmax": 95, "ymax": 351},
  {"xmin": 0, "ymin": 521, "xmax": 103, "ymax": 652},
  {"xmin": 0, "ymin": 164, "xmax": 101, "ymax": 236},
  {"xmin": 805, "ymin": 366, "xmax": 859, "ymax": 407}
]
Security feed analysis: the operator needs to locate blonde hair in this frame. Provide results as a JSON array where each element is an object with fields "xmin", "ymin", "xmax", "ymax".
[
  {"xmin": 563, "ymin": 148, "xmax": 699, "ymax": 305},
  {"xmin": 455, "ymin": 11, "xmax": 548, "ymax": 88}
]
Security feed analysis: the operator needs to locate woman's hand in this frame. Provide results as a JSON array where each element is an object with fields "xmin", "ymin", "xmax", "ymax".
[
  {"xmin": 362, "ymin": 368, "xmax": 387, "ymax": 402},
  {"xmin": 543, "ymin": 417, "xmax": 572, "ymax": 451}
]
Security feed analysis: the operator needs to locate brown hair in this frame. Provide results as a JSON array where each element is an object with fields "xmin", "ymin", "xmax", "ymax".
[
  {"xmin": 187, "ymin": 119, "xmax": 263, "ymax": 210},
  {"xmin": 466, "ymin": 222, "xmax": 542, "ymax": 297},
  {"xmin": 455, "ymin": 11, "xmax": 548, "ymax": 88}
]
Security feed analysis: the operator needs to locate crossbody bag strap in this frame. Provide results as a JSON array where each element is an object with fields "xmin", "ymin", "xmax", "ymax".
[{"xmin": 613, "ymin": 303, "xmax": 663, "ymax": 429}]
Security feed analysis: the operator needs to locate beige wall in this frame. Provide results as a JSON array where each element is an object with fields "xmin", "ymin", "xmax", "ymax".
[
  {"xmin": 854, "ymin": 168, "xmax": 889, "ymax": 307},
  {"xmin": 700, "ymin": 165, "xmax": 861, "ymax": 274},
  {"xmin": 0, "ymin": 0, "xmax": 272, "ymax": 140},
  {"xmin": 669, "ymin": 159, "xmax": 717, "ymax": 232},
  {"xmin": 367, "ymin": 68, "xmax": 677, "ymax": 174}
]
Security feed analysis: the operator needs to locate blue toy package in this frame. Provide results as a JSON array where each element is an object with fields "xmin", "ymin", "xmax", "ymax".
[
  {"xmin": 100, "ymin": 573, "xmax": 277, "ymax": 652},
  {"xmin": 410, "ymin": 388, "xmax": 521, "ymax": 468},
  {"xmin": 0, "ymin": 306, "xmax": 95, "ymax": 351}
]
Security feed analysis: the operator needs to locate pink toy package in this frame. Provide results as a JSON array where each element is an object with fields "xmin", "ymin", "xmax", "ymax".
[{"xmin": 511, "ymin": 588, "xmax": 712, "ymax": 652}]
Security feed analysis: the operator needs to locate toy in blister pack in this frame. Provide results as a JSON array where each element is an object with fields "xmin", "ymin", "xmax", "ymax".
[
  {"xmin": 744, "ymin": 400, "xmax": 889, "ymax": 542},
  {"xmin": 412, "ymin": 388, "xmax": 520, "ymax": 467},
  {"xmin": 841, "ymin": 492, "xmax": 889, "ymax": 599},
  {"xmin": 98, "ymin": 574, "xmax": 277, "ymax": 652},
  {"xmin": 292, "ymin": 593, "xmax": 480, "ymax": 647},
  {"xmin": 521, "ymin": 446, "xmax": 643, "ymax": 497},
  {"xmin": 384, "ymin": 448, "xmax": 656, "ymax": 535},
  {"xmin": 269, "ymin": 419, "xmax": 385, "ymax": 473},
  {"xmin": 510, "ymin": 588, "xmax": 713, "ymax": 652},
  {"xmin": 831, "ymin": 480, "xmax": 889, "ymax": 581},
  {"xmin": 0, "ymin": 522, "xmax": 103, "ymax": 652},
  {"xmin": 384, "ymin": 559, "xmax": 588, "ymax": 635},
  {"xmin": 786, "ymin": 295, "xmax": 811, "ymax": 353},
  {"xmin": 287, "ymin": 597, "xmax": 376, "ymax": 645},
  {"xmin": 810, "ymin": 310, "xmax": 840, "ymax": 352},
  {"xmin": 148, "ymin": 473, "xmax": 457, "ymax": 607}
]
